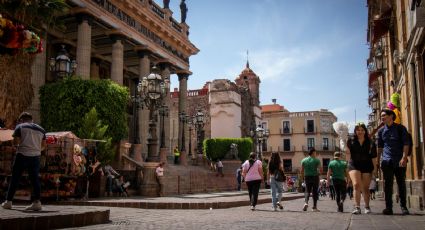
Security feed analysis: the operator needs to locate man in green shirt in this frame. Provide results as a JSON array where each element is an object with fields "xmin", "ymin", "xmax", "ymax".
[
  {"xmin": 301, "ymin": 148, "xmax": 321, "ymax": 212},
  {"xmin": 327, "ymin": 152, "xmax": 348, "ymax": 212}
]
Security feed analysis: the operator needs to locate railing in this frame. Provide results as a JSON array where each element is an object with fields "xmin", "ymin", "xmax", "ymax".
[
  {"xmin": 302, "ymin": 145, "xmax": 337, "ymax": 152},
  {"xmin": 279, "ymin": 127, "xmax": 292, "ymax": 135},
  {"xmin": 150, "ymin": 2, "xmax": 165, "ymax": 19},
  {"xmin": 171, "ymin": 18, "xmax": 182, "ymax": 32},
  {"xmin": 278, "ymin": 145, "xmax": 295, "ymax": 152},
  {"xmin": 304, "ymin": 127, "xmax": 317, "ymax": 134}
]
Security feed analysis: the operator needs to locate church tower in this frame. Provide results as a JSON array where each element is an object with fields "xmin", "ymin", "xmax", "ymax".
[{"xmin": 235, "ymin": 60, "xmax": 261, "ymax": 106}]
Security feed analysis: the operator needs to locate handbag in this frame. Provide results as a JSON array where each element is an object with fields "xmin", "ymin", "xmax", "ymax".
[{"xmin": 275, "ymin": 168, "xmax": 285, "ymax": 182}]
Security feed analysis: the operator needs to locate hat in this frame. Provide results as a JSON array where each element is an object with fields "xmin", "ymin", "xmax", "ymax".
[{"xmin": 334, "ymin": 152, "xmax": 341, "ymax": 159}]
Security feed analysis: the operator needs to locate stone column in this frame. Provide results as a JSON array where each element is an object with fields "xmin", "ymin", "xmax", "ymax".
[
  {"xmin": 76, "ymin": 15, "xmax": 92, "ymax": 79},
  {"xmin": 111, "ymin": 36, "xmax": 124, "ymax": 85},
  {"xmin": 137, "ymin": 50, "xmax": 151, "ymax": 161},
  {"xmin": 139, "ymin": 162, "xmax": 160, "ymax": 196},
  {"xmin": 28, "ymin": 36, "xmax": 47, "ymax": 123},
  {"xmin": 160, "ymin": 63, "xmax": 171, "ymax": 163},
  {"xmin": 177, "ymin": 73, "xmax": 189, "ymax": 165}
]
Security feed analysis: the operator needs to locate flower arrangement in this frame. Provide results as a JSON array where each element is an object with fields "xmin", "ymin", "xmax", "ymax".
[{"xmin": 0, "ymin": 14, "xmax": 43, "ymax": 55}]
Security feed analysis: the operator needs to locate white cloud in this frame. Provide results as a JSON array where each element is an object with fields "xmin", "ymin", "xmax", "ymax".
[
  {"xmin": 224, "ymin": 48, "xmax": 325, "ymax": 81},
  {"xmin": 330, "ymin": 106, "xmax": 352, "ymax": 117}
]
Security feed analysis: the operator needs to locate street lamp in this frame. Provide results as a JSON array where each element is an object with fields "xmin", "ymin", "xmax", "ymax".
[
  {"xmin": 179, "ymin": 112, "xmax": 187, "ymax": 152},
  {"xmin": 187, "ymin": 117, "xmax": 193, "ymax": 158},
  {"xmin": 49, "ymin": 45, "xmax": 77, "ymax": 80},
  {"xmin": 158, "ymin": 104, "xmax": 169, "ymax": 149},
  {"xmin": 194, "ymin": 109, "xmax": 205, "ymax": 156},
  {"xmin": 137, "ymin": 66, "xmax": 169, "ymax": 162}
]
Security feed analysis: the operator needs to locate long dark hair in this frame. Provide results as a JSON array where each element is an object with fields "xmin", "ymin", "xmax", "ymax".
[
  {"xmin": 248, "ymin": 152, "xmax": 256, "ymax": 166},
  {"xmin": 353, "ymin": 123, "xmax": 371, "ymax": 145},
  {"xmin": 268, "ymin": 152, "xmax": 281, "ymax": 173}
]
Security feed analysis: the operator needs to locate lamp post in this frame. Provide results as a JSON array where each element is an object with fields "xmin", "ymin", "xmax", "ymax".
[
  {"xmin": 188, "ymin": 117, "xmax": 193, "ymax": 158},
  {"xmin": 49, "ymin": 45, "xmax": 77, "ymax": 80},
  {"xmin": 137, "ymin": 66, "xmax": 169, "ymax": 162},
  {"xmin": 158, "ymin": 104, "xmax": 169, "ymax": 149},
  {"xmin": 179, "ymin": 112, "xmax": 187, "ymax": 152},
  {"xmin": 194, "ymin": 109, "xmax": 205, "ymax": 156}
]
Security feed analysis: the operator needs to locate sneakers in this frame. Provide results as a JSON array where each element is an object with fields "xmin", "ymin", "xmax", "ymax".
[
  {"xmin": 352, "ymin": 206, "xmax": 361, "ymax": 214},
  {"xmin": 1, "ymin": 200, "xmax": 12, "ymax": 209},
  {"xmin": 277, "ymin": 202, "xmax": 283, "ymax": 210},
  {"xmin": 302, "ymin": 203, "xmax": 308, "ymax": 211},
  {"xmin": 401, "ymin": 207, "xmax": 409, "ymax": 215},
  {"xmin": 312, "ymin": 207, "xmax": 320, "ymax": 212},
  {"xmin": 272, "ymin": 207, "xmax": 277, "ymax": 211},
  {"xmin": 25, "ymin": 201, "xmax": 42, "ymax": 211},
  {"xmin": 364, "ymin": 207, "xmax": 371, "ymax": 214},
  {"xmin": 338, "ymin": 202, "xmax": 344, "ymax": 212},
  {"xmin": 382, "ymin": 208, "xmax": 393, "ymax": 215},
  {"xmin": 250, "ymin": 205, "xmax": 255, "ymax": 211}
]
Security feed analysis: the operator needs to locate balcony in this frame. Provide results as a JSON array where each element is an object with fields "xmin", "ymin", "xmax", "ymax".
[
  {"xmin": 278, "ymin": 145, "xmax": 295, "ymax": 152},
  {"xmin": 279, "ymin": 127, "xmax": 292, "ymax": 135},
  {"xmin": 304, "ymin": 127, "xmax": 317, "ymax": 134},
  {"xmin": 302, "ymin": 145, "xmax": 337, "ymax": 152}
]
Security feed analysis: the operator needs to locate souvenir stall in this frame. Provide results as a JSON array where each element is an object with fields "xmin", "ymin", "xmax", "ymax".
[{"xmin": 0, "ymin": 131, "xmax": 103, "ymax": 200}]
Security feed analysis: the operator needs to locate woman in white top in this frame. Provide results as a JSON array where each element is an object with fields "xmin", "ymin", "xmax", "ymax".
[{"xmin": 242, "ymin": 152, "xmax": 263, "ymax": 210}]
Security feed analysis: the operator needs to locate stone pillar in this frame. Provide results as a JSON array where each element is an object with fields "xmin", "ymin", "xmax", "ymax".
[
  {"xmin": 137, "ymin": 50, "xmax": 151, "ymax": 161},
  {"xmin": 177, "ymin": 73, "xmax": 189, "ymax": 166},
  {"xmin": 28, "ymin": 36, "xmax": 47, "ymax": 124},
  {"xmin": 160, "ymin": 63, "xmax": 171, "ymax": 161},
  {"xmin": 139, "ymin": 162, "xmax": 159, "ymax": 196},
  {"xmin": 90, "ymin": 58, "xmax": 100, "ymax": 80},
  {"xmin": 111, "ymin": 36, "xmax": 124, "ymax": 85},
  {"xmin": 76, "ymin": 15, "xmax": 92, "ymax": 79}
]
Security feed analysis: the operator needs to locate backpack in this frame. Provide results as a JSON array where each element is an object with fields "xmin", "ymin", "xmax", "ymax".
[{"xmin": 396, "ymin": 124, "xmax": 413, "ymax": 156}]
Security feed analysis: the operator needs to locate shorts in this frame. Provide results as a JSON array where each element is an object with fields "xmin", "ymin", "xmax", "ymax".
[{"xmin": 348, "ymin": 160, "xmax": 374, "ymax": 173}]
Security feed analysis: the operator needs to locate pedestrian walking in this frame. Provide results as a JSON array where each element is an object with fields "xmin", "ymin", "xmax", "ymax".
[
  {"xmin": 1, "ymin": 112, "xmax": 46, "ymax": 211},
  {"xmin": 236, "ymin": 166, "xmax": 242, "ymax": 191},
  {"xmin": 242, "ymin": 152, "xmax": 263, "ymax": 211},
  {"xmin": 268, "ymin": 152, "xmax": 284, "ymax": 211},
  {"xmin": 346, "ymin": 122, "xmax": 377, "ymax": 214},
  {"xmin": 216, "ymin": 159, "xmax": 224, "ymax": 177},
  {"xmin": 369, "ymin": 176, "xmax": 377, "ymax": 200},
  {"xmin": 301, "ymin": 148, "xmax": 321, "ymax": 212},
  {"xmin": 377, "ymin": 109, "xmax": 411, "ymax": 215},
  {"xmin": 327, "ymin": 152, "xmax": 348, "ymax": 212},
  {"xmin": 155, "ymin": 162, "xmax": 165, "ymax": 197}
]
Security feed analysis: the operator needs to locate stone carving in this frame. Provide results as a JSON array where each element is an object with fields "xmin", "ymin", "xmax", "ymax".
[
  {"xmin": 164, "ymin": 0, "xmax": 170, "ymax": 9},
  {"xmin": 224, "ymin": 143, "xmax": 239, "ymax": 160},
  {"xmin": 180, "ymin": 0, "xmax": 188, "ymax": 23}
]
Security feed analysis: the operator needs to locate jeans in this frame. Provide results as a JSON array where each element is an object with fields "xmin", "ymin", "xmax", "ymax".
[
  {"xmin": 270, "ymin": 176, "xmax": 283, "ymax": 208},
  {"xmin": 6, "ymin": 153, "xmax": 41, "ymax": 201},
  {"xmin": 304, "ymin": 176, "xmax": 319, "ymax": 208},
  {"xmin": 332, "ymin": 179, "xmax": 347, "ymax": 205},
  {"xmin": 246, "ymin": 179, "xmax": 262, "ymax": 207},
  {"xmin": 381, "ymin": 164, "xmax": 407, "ymax": 209}
]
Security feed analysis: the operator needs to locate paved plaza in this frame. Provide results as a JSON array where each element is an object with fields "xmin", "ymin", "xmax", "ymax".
[{"xmin": 57, "ymin": 191, "xmax": 424, "ymax": 230}]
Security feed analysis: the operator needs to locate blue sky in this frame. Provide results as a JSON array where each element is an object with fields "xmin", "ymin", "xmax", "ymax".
[{"xmin": 160, "ymin": 0, "xmax": 369, "ymax": 128}]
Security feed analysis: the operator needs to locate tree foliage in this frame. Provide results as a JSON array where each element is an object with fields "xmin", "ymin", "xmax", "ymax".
[
  {"xmin": 39, "ymin": 78, "xmax": 129, "ymax": 143},
  {"xmin": 203, "ymin": 138, "xmax": 253, "ymax": 162},
  {"xmin": 78, "ymin": 107, "xmax": 114, "ymax": 164}
]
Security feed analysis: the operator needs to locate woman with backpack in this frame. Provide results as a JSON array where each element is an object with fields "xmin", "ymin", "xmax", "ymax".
[
  {"xmin": 242, "ymin": 152, "xmax": 263, "ymax": 211},
  {"xmin": 346, "ymin": 123, "xmax": 377, "ymax": 214},
  {"xmin": 268, "ymin": 152, "xmax": 284, "ymax": 211}
]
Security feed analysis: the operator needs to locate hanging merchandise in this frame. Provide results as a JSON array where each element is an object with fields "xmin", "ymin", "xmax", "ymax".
[
  {"xmin": 0, "ymin": 14, "xmax": 43, "ymax": 55},
  {"xmin": 387, "ymin": 93, "xmax": 401, "ymax": 124}
]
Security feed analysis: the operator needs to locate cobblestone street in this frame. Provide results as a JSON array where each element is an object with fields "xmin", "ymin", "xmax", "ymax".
[{"xmin": 63, "ymin": 194, "xmax": 425, "ymax": 230}]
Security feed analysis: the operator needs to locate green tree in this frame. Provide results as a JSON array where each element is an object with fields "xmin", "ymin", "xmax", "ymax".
[{"xmin": 78, "ymin": 107, "xmax": 113, "ymax": 164}]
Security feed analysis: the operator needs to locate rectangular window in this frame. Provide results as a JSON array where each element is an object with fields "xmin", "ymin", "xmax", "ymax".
[
  {"xmin": 282, "ymin": 121, "xmax": 290, "ymax": 133},
  {"xmin": 323, "ymin": 138, "xmax": 329, "ymax": 150},
  {"xmin": 283, "ymin": 159, "xmax": 292, "ymax": 172},
  {"xmin": 322, "ymin": 158, "xmax": 330, "ymax": 173},
  {"xmin": 283, "ymin": 139, "xmax": 291, "ymax": 151},
  {"xmin": 307, "ymin": 138, "xmax": 315, "ymax": 150},
  {"xmin": 262, "ymin": 139, "xmax": 267, "ymax": 152},
  {"xmin": 307, "ymin": 120, "xmax": 315, "ymax": 133}
]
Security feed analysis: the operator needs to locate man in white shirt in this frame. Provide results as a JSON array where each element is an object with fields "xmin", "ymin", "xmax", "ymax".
[{"xmin": 155, "ymin": 162, "xmax": 164, "ymax": 196}]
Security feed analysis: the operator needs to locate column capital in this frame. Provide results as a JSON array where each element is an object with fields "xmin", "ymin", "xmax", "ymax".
[
  {"xmin": 176, "ymin": 69, "xmax": 192, "ymax": 80},
  {"xmin": 135, "ymin": 47, "xmax": 151, "ymax": 58},
  {"xmin": 156, "ymin": 59, "xmax": 174, "ymax": 69},
  {"xmin": 76, "ymin": 13, "xmax": 93, "ymax": 26}
]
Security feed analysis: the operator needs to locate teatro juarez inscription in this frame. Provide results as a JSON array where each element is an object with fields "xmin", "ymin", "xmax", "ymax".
[{"xmin": 92, "ymin": 0, "xmax": 189, "ymax": 63}]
